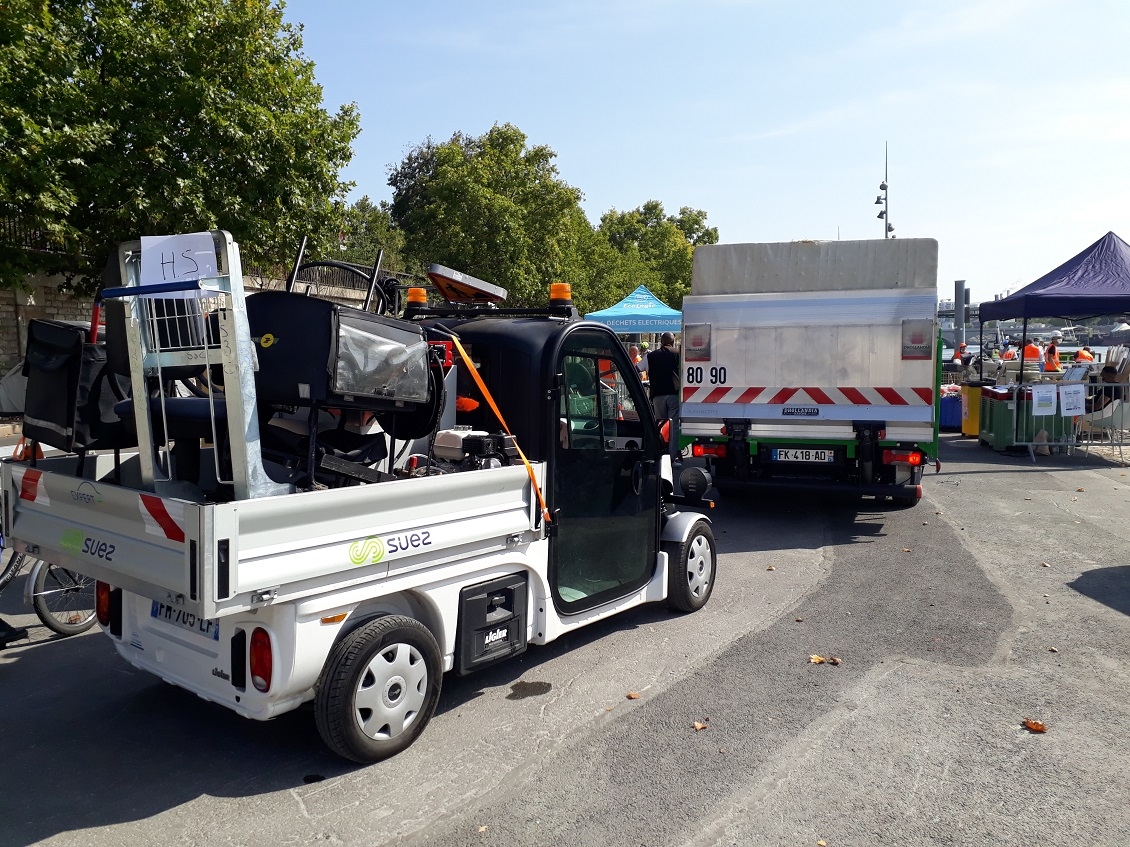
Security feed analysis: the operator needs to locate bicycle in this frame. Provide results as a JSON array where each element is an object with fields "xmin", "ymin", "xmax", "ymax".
[{"xmin": 0, "ymin": 548, "xmax": 97, "ymax": 637}]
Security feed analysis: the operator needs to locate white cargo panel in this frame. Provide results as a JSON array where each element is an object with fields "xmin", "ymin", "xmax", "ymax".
[
  {"xmin": 3, "ymin": 456, "xmax": 541, "ymax": 621},
  {"xmin": 682, "ymin": 239, "xmax": 938, "ymax": 433},
  {"xmin": 691, "ymin": 238, "xmax": 938, "ymax": 295}
]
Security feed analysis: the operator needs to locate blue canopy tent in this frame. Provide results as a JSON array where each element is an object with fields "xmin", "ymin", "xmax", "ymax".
[
  {"xmin": 584, "ymin": 285, "xmax": 682, "ymax": 332},
  {"xmin": 979, "ymin": 231, "xmax": 1130, "ymax": 321}
]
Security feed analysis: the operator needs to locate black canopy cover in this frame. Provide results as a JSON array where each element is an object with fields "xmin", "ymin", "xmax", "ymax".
[{"xmin": 979, "ymin": 231, "xmax": 1130, "ymax": 321}]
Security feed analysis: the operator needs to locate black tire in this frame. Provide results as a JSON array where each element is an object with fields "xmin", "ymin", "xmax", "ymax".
[
  {"xmin": 664, "ymin": 520, "xmax": 716, "ymax": 612},
  {"xmin": 315, "ymin": 615, "xmax": 443, "ymax": 763},
  {"xmin": 32, "ymin": 562, "xmax": 97, "ymax": 636},
  {"xmin": 0, "ymin": 550, "xmax": 27, "ymax": 594}
]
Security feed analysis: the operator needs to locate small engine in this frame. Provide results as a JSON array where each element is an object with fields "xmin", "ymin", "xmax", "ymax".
[{"xmin": 429, "ymin": 427, "xmax": 519, "ymax": 472}]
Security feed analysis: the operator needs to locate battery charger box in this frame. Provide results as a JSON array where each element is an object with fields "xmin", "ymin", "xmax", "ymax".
[{"xmin": 455, "ymin": 572, "xmax": 528, "ymax": 674}]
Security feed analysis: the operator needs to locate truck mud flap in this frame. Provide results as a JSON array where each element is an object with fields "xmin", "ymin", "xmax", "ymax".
[{"xmin": 455, "ymin": 572, "xmax": 528, "ymax": 675}]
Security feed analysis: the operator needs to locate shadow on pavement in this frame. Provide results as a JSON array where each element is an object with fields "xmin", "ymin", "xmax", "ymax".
[{"xmin": 1069, "ymin": 565, "xmax": 1130, "ymax": 618}]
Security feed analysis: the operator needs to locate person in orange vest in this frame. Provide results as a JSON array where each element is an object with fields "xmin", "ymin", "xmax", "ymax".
[
  {"xmin": 952, "ymin": 342, "xmax": 967, "ymax": 364},
  {"xmin": 1002, "ymin": 342, "xmax": 1017, "ymax": 360},
  {"xmin": 1044, "ymin": 332, "xmax": 1063, "ymax": 372},
  {"xmin": 1021, "ymin": 339, "xmax": 1042, "ymax": 368},
  {"xmin": 1075, "ymin": 346, "xmax": 1095, "ymax": 363}
]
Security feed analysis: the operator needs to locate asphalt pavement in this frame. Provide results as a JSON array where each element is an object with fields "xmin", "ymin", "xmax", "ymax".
[{"xmin": 2, "ymin": 434, "xmax": 1129, "ymax": 847}]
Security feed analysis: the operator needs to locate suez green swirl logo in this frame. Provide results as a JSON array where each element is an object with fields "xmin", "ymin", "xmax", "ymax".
[
  {"xmin": 59, "ymin": 527, "xmax": 116, "ymax": 561},
  {"xmin": 348, "ymin": 530, "xmax": 433, "ymax": 565}
]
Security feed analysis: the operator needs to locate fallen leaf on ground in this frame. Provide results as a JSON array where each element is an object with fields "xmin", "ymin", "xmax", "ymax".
[
  {"xmin": 902, "ymin": 547, "xmax": 912, "ymax": 552},
  {"xmin": 766, "ymin": 565, "xmax": 776, "ymax": 571},
  {"xmin": 626, "ymin": 692, "xmax": 640, "ymax": 700},
  {"xmin": 478, "ymin": 825, "xmax": 489, "ymax": 833},
  {"xmin": 922, "ymin": 521, "xmax": 928, "ymax": 525},
  {"xmin": 818, "ymin": 841, "xmax": 827, "ymax": 846},
  {"xmin": 935, "ymin": 510, "xmax": 943, "ymax": 515},
  {"xmin": 1049, "ymin": 647, "xmax": 1059, "ymax": 653},
  {"xmin": 1024, "ymin": 497, "xmax": 1032, "ymax": 500},
  {"xmin": 693, "ymin": 721, "xmax": 709, "ymax": 731},
  {"xmin": 1041, "ymin": 562, "xmax": 1051, "ymax": 567},
  {"xmin": 795, "ymin": 617, "xmax": 804, "ymax": 622},
  {"xmin": 809, "ymin": 654, "xmax": 826, "ymax": 664},
  {"xmin": 1024, "ymin": 718, "xmax": 1048, "ymax": 733},
  {"xmin": 1076, "ymin": 487, "xmax": 1086, "ymax": 492},
  {"xmin": 1071, "ymin": 496, "xmax": 1078, "ymax": 502},
  {"xmin": 828, "ymin": 656, "xmax": 842, "ymax": 665}
]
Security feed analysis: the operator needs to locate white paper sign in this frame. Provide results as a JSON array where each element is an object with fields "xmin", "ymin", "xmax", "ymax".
[
  {"xmin": 1030, "ymin": 383, "xmax": 1058, "ymax": 415},
  {"xmin": 1059, "ymin": 382, "xmax": 1086, "ymax": 416},
  {"xmin": 140, "ymin": 232, "xmax": 218, "ymax": 286}
]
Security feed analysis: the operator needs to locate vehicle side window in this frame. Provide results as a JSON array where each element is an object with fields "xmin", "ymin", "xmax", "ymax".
[{"xmin": 559, "ymin": 337, "xmax": 651, "ymax": 453}]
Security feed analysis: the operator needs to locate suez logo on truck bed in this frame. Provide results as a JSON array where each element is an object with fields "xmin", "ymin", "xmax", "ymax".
[
  {"xmin": 59, "ymin": 528, "xmax": 115, "ymax": 562},
  {"xmin": 347, "ymin": 530, "xmax": 434, "ymax": 565}
]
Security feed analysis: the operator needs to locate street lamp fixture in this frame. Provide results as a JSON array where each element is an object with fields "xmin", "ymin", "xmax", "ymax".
[{"xmin": 873, "ymin": 145, "xmax": 893, "ymax": 238}]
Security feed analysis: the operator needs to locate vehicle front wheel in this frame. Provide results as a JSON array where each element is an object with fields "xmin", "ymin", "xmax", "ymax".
[
  {"xmin": 316, "ymin": 615, "xmax": 443, "ymax": 763},
  {"xmin": 664, "ymin": 520, "xmax": 716, "ymax": 612}
]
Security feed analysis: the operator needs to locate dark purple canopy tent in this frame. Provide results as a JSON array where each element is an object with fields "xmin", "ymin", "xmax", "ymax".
[
  {"xmin": 979, "ymin": 231, "xmax": 1130, "ymax": 321},
  {"xmin": 976, "ymin": 232, "xmax": 1130, "ymax": 398}
]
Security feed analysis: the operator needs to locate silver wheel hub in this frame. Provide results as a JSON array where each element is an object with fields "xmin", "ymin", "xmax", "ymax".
[
  {"xmin": 685, "ymin": 534, "xmax": 714, "ymax": 598},
  {"xmin": 354, "ymin": 642, "xmax": 428, "ymax": 740}
]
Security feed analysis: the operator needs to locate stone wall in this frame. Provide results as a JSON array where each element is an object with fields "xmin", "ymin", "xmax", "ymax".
[{"xmin": 1, "ymin": 276, "xmax": 94, "ymax": 372}]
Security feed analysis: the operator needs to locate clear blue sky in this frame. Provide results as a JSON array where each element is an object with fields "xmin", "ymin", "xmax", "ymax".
[{"xmin": 280, "ymin": 0, "xmax": 1130, "ymax": 305}]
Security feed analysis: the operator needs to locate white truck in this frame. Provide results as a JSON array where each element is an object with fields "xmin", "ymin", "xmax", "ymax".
[
  {"xmin": 1, "ymin": 231, "xmax": 715, "ymax": 762},
  {"xmin": 679, "ymin": 238, "xmax": 940, "ymax": 506}
]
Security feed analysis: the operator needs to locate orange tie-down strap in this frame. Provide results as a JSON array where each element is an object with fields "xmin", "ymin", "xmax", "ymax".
[{"xmin": 449, "ymin": 335, "xmax": 552, "ymax": 525}]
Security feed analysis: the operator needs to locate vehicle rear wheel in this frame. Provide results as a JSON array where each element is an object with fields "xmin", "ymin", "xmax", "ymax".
[
  {"xmin": 316, "ymin": 615, "xmax": 442, "ymax": 763},
  {"xmin": 32, "ymin": 562, "xmax": 96, "ymax": 636},
  {"xmin": 664, "ymin": 520, "xmax": 716, "ymax": 612}
]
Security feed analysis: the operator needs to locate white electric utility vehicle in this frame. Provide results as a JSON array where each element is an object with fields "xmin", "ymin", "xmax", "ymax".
[{"xmin": 1, "ymin": 231, "xmax": 715, "ymax": 762}]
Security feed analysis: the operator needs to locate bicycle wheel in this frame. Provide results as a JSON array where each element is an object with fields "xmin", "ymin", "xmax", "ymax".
[
  {"xmin": 0, "ymin": 549, "xmax": 26, "ymax": 594},
  {"xmin": 32, "ymin": 562, "xmax": 97, "ymax": 636}
]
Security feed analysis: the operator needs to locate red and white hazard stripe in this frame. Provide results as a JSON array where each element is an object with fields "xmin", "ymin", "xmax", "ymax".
[
  {"xmin": 15, "ymin": 467, "xmax": 49, "ymax": 505},
  {"xmin": 681, "ymin": 386, "xmax": 934, "ymax": 406},
  {"xmin": 138, "ymin": 494, "xmax": 186, "ymax": 543}
]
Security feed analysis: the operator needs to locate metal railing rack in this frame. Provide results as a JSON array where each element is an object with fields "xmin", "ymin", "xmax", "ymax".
[{"xmin": 101, "ymin": 231, "xmax": 291, "ymax": 500}]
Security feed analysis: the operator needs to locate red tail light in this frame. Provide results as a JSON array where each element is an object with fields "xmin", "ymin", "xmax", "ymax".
[
  {"xmin": 96, "ymin": 581, "xmax": 111, "ymax": 626},
  {"xmin": 692, "ymin": 443, "xmax": 728, "ymax": 458},
  {"xmin": 882, "ymin": 449, "xmax": 924, "ymax": 466},
  {"xmin": 249, "ymin": 627, "xmax": 273, "ymax": 692}
]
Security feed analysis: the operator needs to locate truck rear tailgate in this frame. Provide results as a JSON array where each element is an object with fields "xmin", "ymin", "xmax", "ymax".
[{"xmin": 3, "ymin": 458, "xmax": 193, "ymax": 606}]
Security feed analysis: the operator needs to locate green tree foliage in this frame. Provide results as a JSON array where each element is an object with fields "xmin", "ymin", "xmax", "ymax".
[
  {"xmin": 0, "ymin": 0, "xmax": 359, "ymax": 292},
  {"xmin": 338, "ymin": 196, "xmax": 408, "ymax": 275},
  {"xmin": 388, "ymin": 123, "xmax": 584, "ymax": 307},
  {"xmin": 598, "ymin": 201, "xmax": 719, "ymax": 308}
]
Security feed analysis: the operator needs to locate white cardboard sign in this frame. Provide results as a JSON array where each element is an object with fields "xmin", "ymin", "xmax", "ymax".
[
  {"xmin": 1059, "ymin": 382, "xmax": 1086, "ymax": 416},
  {"xmin": 1031, "ymin": 383, "xmax": 1058, "ymax": 415},
  {"xmin": 140, "ymin": 232, "xmax": 218, "ymax": 287}
]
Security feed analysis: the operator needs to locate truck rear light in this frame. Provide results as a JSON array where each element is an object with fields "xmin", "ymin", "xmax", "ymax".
[
  {"xmin": 250, "ymin": 627, "xmax": 272, "ymax": 692},
  {"xmin": 693, "ymin": 443, "xmax": 727, "ymax": 458},
  {"xmin": 96, "ymin": 581, "xmax": 111, "ymax": 626},
  {"xmin": 882, "ymin": 449, "xmax": 923, "ymax": 466}
]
